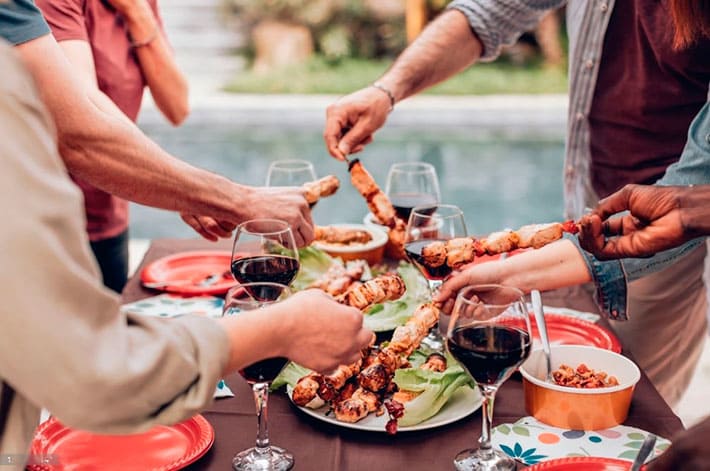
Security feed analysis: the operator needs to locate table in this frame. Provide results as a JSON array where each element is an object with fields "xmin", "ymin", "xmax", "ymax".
[{"xmin": 122, "ymin": 238, "xmax": 684, "ymax": 470}]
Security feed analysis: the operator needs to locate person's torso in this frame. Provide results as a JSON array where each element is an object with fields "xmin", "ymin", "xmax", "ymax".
[
  {"xmin": 588, "ymin": 0, "xmax": 710, "ymax": 198},
  {"xmin": 38, "ymin": 0, "xmax": 162, "ymax": 240}
]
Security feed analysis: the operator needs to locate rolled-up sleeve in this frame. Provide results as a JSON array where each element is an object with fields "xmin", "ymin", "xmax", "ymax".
[
  {"xmin": 0, "ymin": 53, "xmax": 230, "ymax": 435},
  {"xmin": 447, "ymin": 0, "xmax": 564, "ymax": 61},
  {"xmin": 571, "ymin": 102, "xmax": 710, "ymax": 321}
]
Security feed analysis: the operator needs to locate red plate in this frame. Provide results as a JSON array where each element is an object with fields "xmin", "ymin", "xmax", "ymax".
[
  {"xmin": 526, "ymin": 457, "xmax": 638, "ymax": 470},
  {"xmin": 27, "ymin": 415, "xmax": 214, "ymax": 471},
  {"xmin": 505, "ymin": 313, "xmax": 622, "ymax": 353},
  {"xmin": 141, "ymin": 250, "xmax": 235, "ymax": 295}
]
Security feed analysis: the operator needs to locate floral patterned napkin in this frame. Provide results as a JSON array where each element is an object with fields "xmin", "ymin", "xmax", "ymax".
[
  {"xmin": 492, "ymin": 417, "xmax": 670, "ymax": 466},
  {"xmin": 121, "ymin": 294, "xmax": 233, "ymax": 398}
]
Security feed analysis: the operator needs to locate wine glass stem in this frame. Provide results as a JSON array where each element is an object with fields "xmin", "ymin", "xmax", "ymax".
[
  {"xmin": 478, "ymin": 385, "xmax": 497, "ymax": 457},
  {"xmin": 252, "ymin": 382, "xmax": 271, "ymax": 453}
]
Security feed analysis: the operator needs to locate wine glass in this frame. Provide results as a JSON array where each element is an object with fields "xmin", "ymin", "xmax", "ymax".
[
  {"xmin": 404, "ymin": 204, "xmax": 467, "ymax": 350},
  {"xmin": 223, "ymin": 282, "xmax": 294, "ymax": 471},
  {"xmin": 230, "ymin": 219, "xmax": 300, "ymax": 291},
  {"xmin": 446, "ymin": 284, "xmax": 531, "ymax": 471},
  {"xmin": 385, "ymin": 162, "xmax": 441, "ymax": 221},
  {"xmin": 265, "ymin": 159, "xmax": 317, "ymax": 187}
]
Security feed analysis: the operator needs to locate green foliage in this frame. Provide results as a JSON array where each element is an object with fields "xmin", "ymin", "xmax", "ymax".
[
  {"xmin": 226, "ymin": 0, "xmax": 406, "ymax": 61},
  {"xmin": 225, "ymin": 56, "xmax": 568, "ymax": 95}
]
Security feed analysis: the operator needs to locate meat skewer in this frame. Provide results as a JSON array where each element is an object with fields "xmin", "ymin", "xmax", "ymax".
[
  {"xmin": 336, "ymin": 273, "xmax": 406, "ymax": 310},
  {"xmin": 357, "ymin": 303, "xmax": 440, "ymax": 393},
  {"xmin": 291, "ymin": 275, "xmax": 403, "ymax": 406},
  {"xmin": 308, "ymin": 260, "xmax": 367, "ymax": 296},
  {"xmin": 348, "ymin": 159, "xmax": 407, "ymax": 259},
  {"xmin": 420, "ymin": 221, "xmax": 581, "ymax": 269},
  {"xmin": 314, "ymin": 225, "xmax": 373, "ymax": 245},
  {"xmin": 302, "ymin": 175, "xmax": 340, "ymax": 205}
]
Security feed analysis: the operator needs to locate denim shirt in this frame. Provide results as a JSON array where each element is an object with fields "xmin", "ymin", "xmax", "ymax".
[{"xmin": 571, "ymin": 103, "xmax": 710, "ymax": 320}]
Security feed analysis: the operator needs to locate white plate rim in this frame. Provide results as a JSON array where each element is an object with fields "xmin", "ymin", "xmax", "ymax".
[{"xmin": 287, "ymin": 384, "xmax": 481, "ymax": 433}]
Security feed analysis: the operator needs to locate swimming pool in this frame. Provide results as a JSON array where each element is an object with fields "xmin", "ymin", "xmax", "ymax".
[{"xmin": 132, "ymin": 104, "xmax": 566, "ymax": 239}]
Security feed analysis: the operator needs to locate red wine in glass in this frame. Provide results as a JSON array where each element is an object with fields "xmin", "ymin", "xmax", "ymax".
[
  {"xmin": 447, "ymin": 325, "xmax": 531, "ymax": 385},
  {"xmin": 239, "ymin": 357, "xmax": 290, "ymax": 385},
  {"xmin": 230, "ymin": 255, "xmax": 300, "ymax": 300},
  {"xmin": 404, "ymin": 239, "xmax": 453, "ymax": 281},
  {"xmin": 390, "ymin": 192, "xmax": 438, "ymax": 220}
]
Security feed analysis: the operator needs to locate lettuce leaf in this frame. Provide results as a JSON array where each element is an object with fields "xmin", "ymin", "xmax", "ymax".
[
  {"xmin": 393, "ymin": 351, "xmax": 476, "ymax": 426},
  {"xmin": 291, "ymin": 246, "xmax": 338, "ymax": 291},
  {"xmin": 363, "ymin": 262, "xmax": 428, "ymax": 332},
  {"xmin": 271, "ymin": 362, "xmax": 311, "ymax": 391}
]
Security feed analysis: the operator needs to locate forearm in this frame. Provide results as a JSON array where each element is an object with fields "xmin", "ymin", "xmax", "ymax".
[
  {"xmin": 377, "ymin": 10, "xmax": 482, "ymax": 102},
  {"xmin": 497, "ymin": 240, "xmax": 592, "ymax": 293},
  {"xmin": 123, "ymin": 1, "xmax": 189, "ymax": 124},
  {"xmin": 217, "ymin": 306, "xmax": 289, "ymax": 374},
  {"xmin": 680, "ymin": 185, "xmax": 710, "ymax": 237},
  {"xmin": 17, "ymin": 34, "xmax": 249, "ymax": 223}
]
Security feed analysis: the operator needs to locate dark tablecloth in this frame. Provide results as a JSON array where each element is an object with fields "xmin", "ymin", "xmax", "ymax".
[{"xmin": 122, "ymin": 238, "xmax": 684, "ymax": 471}]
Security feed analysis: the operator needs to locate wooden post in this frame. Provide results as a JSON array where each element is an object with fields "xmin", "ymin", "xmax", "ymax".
[{"xmin": 405, "ymin": 0, "xmax": 428, "ymax": 43}]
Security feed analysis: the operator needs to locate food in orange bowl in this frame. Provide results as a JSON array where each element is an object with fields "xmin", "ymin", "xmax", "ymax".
[
  {"xmin": 519, "ymin": 345, "xmax": 640, "ymax": 430},
  {"xmin": 312, "ymin": 224, "xmax": 388, "ymax": 265}
]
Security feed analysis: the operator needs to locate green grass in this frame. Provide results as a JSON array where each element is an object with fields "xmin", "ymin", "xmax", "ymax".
[{"xmin": 225, "ymin": 56, "xmax": 568, "ymax": 95}]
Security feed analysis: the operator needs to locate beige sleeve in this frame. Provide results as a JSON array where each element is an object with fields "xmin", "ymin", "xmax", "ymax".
[{"xmin": 0, "ymin": 42, "xmax": 230, "ymax": 434}]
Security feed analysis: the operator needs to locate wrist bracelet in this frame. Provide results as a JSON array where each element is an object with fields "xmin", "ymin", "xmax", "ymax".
[
  {"xmin": 371, "ymin": 82, "xmax": 395, "ymax": 111},
  {"xmin": 130, "ymin": 27, "xmax": 158, "ymax": 48}
]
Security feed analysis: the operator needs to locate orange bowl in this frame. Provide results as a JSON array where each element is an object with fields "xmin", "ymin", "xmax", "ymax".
[
  {"xmin": 312, "ymin": 224, "xmax": 388, "ymax": 265},
  {"xmin": 519, "ymin": 345, "xmax": 640, "ymax": 430}
]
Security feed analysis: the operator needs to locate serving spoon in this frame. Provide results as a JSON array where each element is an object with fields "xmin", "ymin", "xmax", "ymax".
[
  {"xmin": 531, "ymin": 290, "xmax": 553, "ymax": 382},
  {"xmin": 630, "ymin": 433, "xmax": 657, "ymax": 471}
]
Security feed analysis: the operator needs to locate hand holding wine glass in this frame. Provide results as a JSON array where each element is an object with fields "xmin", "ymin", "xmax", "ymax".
[
  {"xmin": 223, "ymin": 282, "xmax": 293, "ymax": 471},
  {"xmin": 446, "ymin": 285, "xmax": 531, "ymax": 470},
  {"xmin": 385, "ymin": 162, "xmax": 441, "ymax": 221},
  {"xmin": 404, "ymin": 204, "xmax": 467, "ymax": 350}
]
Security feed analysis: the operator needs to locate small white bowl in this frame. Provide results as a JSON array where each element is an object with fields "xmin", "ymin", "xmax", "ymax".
[
  {"xmin": 363, "ymin": 212, "xmax": 390, "ymax": 233},
  {"xmin": 312, "ymin": 224, "xmax": 388, "ymax": 265}
]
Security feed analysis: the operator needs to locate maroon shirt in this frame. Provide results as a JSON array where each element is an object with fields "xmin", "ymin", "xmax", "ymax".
[
  {"xmin": 589, "ymin": 0, "xmax": 710, "ymax": 198},
  {"xmin": 36, "ymin": 0, "xmax": 164, "ymax": 241}
]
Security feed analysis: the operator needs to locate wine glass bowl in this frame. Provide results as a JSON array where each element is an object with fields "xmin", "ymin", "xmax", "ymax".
[
  {"xmin": 265, "ymin": 159, "xmax": 317, "ymax": 187},
  {"xmin": 404, "ymin": 204, "xmax": 467, "ymax": 351},
  {"xmin": 230, "ymin": 219, "xmax": 300, "ymax": 294},
  {"xmin": 223, "ymin": 281, "xmax": 294, "ymax": 471},
  {"xmin": 385, "ymin": 162, "xmax": 441, "ymax": 221},
  {"xmin": 446, "ymin": 284, "xmax": 531, "ymax": 471}
]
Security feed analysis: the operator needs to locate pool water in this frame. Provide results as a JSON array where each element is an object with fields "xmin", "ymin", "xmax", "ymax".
[{"xmin": 131, "ymin": 121, "xmax": 565, "ymax": 239}]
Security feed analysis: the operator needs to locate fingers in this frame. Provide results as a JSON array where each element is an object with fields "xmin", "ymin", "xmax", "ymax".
[
  {"xmin": 578, "ymin": 214, "xmax": 605, "ymax": 254},
  {"xmin": 324, "ymin": 108, "xmax": 348, "ymax": 160},
  {"xmin": 338, "ymin": 120, "xmax": 374, "ymax": 157},
  {"xmin": 434, "ymin": 271, "xmax": 469, "ymax": 308},
  {"xmin": 180, "ymin": 214, "xmax": 219, "ymax": 241},
  {"xmin": 593, "ymin": 184, "xmax": 638, "ymax": 220}
]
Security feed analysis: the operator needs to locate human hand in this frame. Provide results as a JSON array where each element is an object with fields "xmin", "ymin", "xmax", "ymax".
[
  {"xmin": 278, "ymin": 290, "xmax": 374, "ymax": 373},
  {"xmin": 324, "ymin": 86, "xmax": 391, "ymax": 160},
  {"xmin": 433, "ymin": 261, "xmax": 507, "ymax": 316},
  {"xmin": 243, "ymin": 187, "xmax": 314, "ymax": 247},
  {"xmin": 103, "ymin": 0, "xmax": 146, "ymax": 17},
  {"xmin": 579, "ymin": 184, "xmax": 696, "ymax": 260},
  {"xmin": 645, "ymin": 417, "xmax": 710, "ymax": 471},
  {"xmin": 180, "ymin": 214, "xmax": 235, "ymax": 241}
]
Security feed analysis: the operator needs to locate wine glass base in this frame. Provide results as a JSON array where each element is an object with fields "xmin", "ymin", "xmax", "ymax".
[
  {"xmin": 232, "ymin": 446, "xmax": 294, "ymax": 471},
  {"xmin": 453, "ymin": 448, "xmax": 516, "ymax": 471},
  {"xmin": 420, "ymin": 329, "xmax": 445, "ymax": 352}
]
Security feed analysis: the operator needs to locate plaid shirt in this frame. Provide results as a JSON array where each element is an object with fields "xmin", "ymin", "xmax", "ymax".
[
  {"xmin": 450, "ymin": 0, "xmax": 641, "ymax": 219},
  {"xmin": 449, "ymin": 0, "xmax": 710, "ymax": 320}
]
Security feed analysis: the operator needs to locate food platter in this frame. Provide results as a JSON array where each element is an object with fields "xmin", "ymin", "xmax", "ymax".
[{"xmin": 288, "ymin": 384, "xmax": 481, "ymax": 432}]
